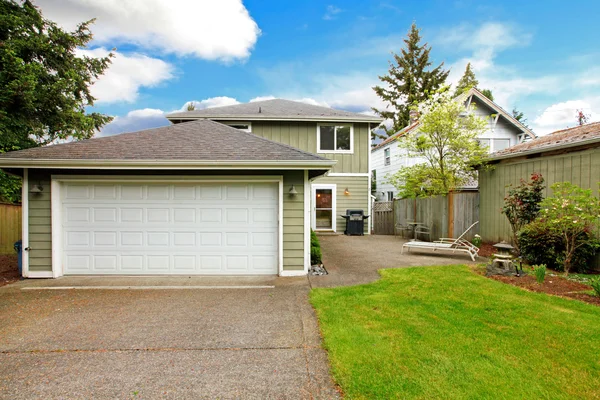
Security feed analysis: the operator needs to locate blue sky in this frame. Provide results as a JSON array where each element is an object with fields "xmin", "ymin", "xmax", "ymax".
[{"xmin": 37, "ymin": 0, "xmax": 600, "ymax": 136}]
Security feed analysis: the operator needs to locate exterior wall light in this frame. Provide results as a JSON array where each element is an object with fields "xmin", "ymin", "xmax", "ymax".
[
  {"xmin": 344, "ymin": 187, "xmax": 350, "ymax": 195},
  {"xmin": 289, "ymin": 185, "xmax": 298, "ymax": 196},
  {"xmin": 30, "ymin": 184, "xmax": 43, "ymax": 194}
]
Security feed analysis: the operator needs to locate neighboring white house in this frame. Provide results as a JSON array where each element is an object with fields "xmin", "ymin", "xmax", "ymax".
[{"xmin": 371, "ymin": 88, "xmax": 537, "ymax": 201}]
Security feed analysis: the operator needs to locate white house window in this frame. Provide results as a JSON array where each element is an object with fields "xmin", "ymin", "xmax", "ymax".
[
  {"xmin": 317, "ymin": 124, "xmax": 353, "ymax": 153},
  {"xmin": 384, "ymin": 148, "xmax": 391, "ymax": 166},
  {"xmin": 478, "ymin": 138, "xmax": 511, "ymax": 153},
  {"xmin": 225, "ymin": 122, "xmax": 252, "ymax": 132},
  {"xmin": 387, "ymin": 191, "xmax": 394, "ymax": 201},
  {"xmin": 493, "ymin": 139, "xmax": 510, "ymax": 152},
  {"xmin": 478, "ymin": 139, "xmax": 491, "ymax": 150}
]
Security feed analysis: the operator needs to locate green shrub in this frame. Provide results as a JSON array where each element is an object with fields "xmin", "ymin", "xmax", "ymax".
[
  {"xmin": 310, "ymin": 229, "xmax": 322, "ymax": 265},
  {"xmin": 538, "ymin": 182, "xmax": 600, "ymax": 274},
  {"xmin": 591, "ymin": 279, "xmax": 600, "ymax": 297},
  {"xmin": 518, "ymin": 220, "xmax": 599, "ymax": 273},
  {"xmin": 533, "ymin": 264, "xmax": 546, "ymax": 284},
  {"xmin": 471, "ymin": 234, "xmax": 482, "ymax": 248}
]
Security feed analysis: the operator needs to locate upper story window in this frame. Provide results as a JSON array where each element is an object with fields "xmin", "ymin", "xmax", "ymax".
[
  {"xmin": 477, "ymin": 138, "xmax": 511, "ymax": 153},
  {"xmin": 384, "ymin": 148, "xmax": 391, "ymax": 166},
  {"xmin": 317, "ymin": 124, "xmax": 353, "ymax": 153},
  {"xmin": 224, "ymin": 122, "xmax": 252, "ymax": 132}
]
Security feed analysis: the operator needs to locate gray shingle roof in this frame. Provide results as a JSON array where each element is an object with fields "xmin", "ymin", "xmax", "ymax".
[
  {"xmin": 0, "ymin": 120, "xmax": 333, "ymax": 164},
  {"xmin": 167, "ymin": 99, "xmax": 383, "ymax": 123}
]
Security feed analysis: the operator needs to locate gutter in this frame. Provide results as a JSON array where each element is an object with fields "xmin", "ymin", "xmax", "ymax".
[
  {"xmin": 487, "ymin": 136, "xmax": 600, "ymax": 162},
  {"xmin": 0, "ymin": 159, "xmax": 337, "ymax": 170},
  {"xmin": 166, "ymin": 115, "xmax": 384, "ymax": 124}
]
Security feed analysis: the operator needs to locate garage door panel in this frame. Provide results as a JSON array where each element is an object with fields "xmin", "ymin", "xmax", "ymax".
[
  {"xmin": 62, "ymin": 182, "xmax": 279, "ymax": 275},
  {"xmin": 121, "ymin": 185, "xmax": 143, "ymax": 200}
]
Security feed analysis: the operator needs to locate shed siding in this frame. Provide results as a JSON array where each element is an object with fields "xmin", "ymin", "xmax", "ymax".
[
  {"xmin": 247, "ymin": 121, "xmax": 370, "ymax": 174},
  {"xmin": 313, "ymin": 175, "xmax": 369, "ymax": 233},
  {"xmin": 479, "ymin": 147, "xmax": 600, "ymax": 246},
  {"xmin": 26, "ymin": 169, "xmax": 306, "ymax": 274}
]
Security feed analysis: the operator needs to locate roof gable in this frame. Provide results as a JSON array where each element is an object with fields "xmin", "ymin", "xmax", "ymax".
[
  {"xmin": 372, "ymin": 87, "xmax": 536, "ymax": 152},
  {"xmin": 166, "ymin": 98, "xmax": 383, "ymax": 123}
]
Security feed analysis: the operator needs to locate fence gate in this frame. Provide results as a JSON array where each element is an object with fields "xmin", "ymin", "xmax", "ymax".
[{"xmin": 373, "ymin": 201, "xmax": 394, "ymax": 235}]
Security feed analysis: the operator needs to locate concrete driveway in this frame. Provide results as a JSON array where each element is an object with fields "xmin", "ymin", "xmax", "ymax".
[
  {"xmin": 0, "ymin": 234, "xmax": 472, "ymax": 399},
  {"xmin": 310, "ymin": 234, "xmax": 479, "ymax": 288},
  {"xmin": 0, "ymin": 277, "xmax": 338, "ymax": 399}
]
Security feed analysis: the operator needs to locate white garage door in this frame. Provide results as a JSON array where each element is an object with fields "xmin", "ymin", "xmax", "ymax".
[{"xmin": 61, "ymin": 181, "xmax": 279, "ymax": 275}]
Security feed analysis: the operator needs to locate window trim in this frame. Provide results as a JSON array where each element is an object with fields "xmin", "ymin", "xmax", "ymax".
[
  {"xmin": 224, "ymin": 121, "xmax": 252, "ymax": 132},
  {"xmin": 478, "ymin": 137, "xmax": 511, "ymax": 153},
  {"xmin": 316, "ymin": 123, "xmax": 354, "ymax": 154},
  {"xmin": 384, "ymin": 147, "xmax": 391, "ymax": 166}
]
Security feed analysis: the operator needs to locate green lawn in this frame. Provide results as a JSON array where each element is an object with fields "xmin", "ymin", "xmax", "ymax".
[{"xmin": 310, "ymin": 265, "xmax": 600, "ymax": 399}]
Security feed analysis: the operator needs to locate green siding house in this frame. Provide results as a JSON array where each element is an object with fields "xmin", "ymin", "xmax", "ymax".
[{"xmin": 0, "ymin": 100, "xmax": 382, "ymax": 278}]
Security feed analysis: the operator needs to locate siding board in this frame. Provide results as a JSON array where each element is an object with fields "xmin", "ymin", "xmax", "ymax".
[{"xmin": 479, "ymin": 147, "xmax": 600, "ymax": 267}]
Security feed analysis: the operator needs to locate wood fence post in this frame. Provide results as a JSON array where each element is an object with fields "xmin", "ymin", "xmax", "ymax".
[{"xmin": 448, "ymin": 191, "xmax": 454, "ymax": 238}]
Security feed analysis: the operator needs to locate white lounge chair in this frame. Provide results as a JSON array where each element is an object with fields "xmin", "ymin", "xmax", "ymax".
[{"xmin": 401, "ymin": 221, "xmax": 480, "ymax": 261}]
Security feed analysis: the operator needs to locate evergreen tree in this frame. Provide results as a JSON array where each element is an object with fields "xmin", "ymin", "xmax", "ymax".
[
  {"xmin": 453, "ymin": 63, "xmax": 494, "ymax": 101},
  {"xmin": 512, "ymin": 107, "xmax": 529, "ymax": 128},
  {"xmin": 480, "ymin": 88, "xmax": 494, "ymax": 101},
  {"xmin": 0, "ymin": 0, "xmax": 113, "ymax": 148},
  {"xmin": 372, "ymin": 23, "xmax": 449, "ymax": 138},
  {"xmin": 453, "ymin": 63, "xmax": 478, "ymax": 97},
  {"xmin": 0, "ymin": 0, "xmax": 113, "ymax": 203}
]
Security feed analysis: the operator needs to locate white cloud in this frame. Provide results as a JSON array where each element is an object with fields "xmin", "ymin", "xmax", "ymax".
[
  {"xmin": 250, "ymin": 96, "xmax": 277, "ymax": 102},
  {"xmin": 438, "ymin": 22, "xmax": 530, "ymax": 57},
  {"xmin": 532, "ymin": 99, "xmax": 598, "ymax": 134},
  {"xmin": 99, "ymin": 96, "xmax": 246, "ymax": 136},
  {"xmin": 323, "ymin": 5, "xmax": 342, "ymax": 20},
  {"xmin": 99, "ymin": 108, "xmax": 169, "ymax": 137},
  {"xmin": 37, "ymin": 0, "xmax": 261, "ymax": 61},
  {"xmin": 439, "ymin": 23, "xmax": 561, "ymax": 110},
  {"xmin": 575, "ymin": 68, "xmax": 600, "ymax": 87},
  {"xmin": 78, "ymin": 48, "xmax": 174, "ymax": 103},
  {"xmin": 182, "ymin": 97, "xmax": 240, "ymax": 111}
]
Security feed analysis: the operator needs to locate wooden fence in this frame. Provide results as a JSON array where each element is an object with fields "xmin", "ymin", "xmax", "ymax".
[
  {"xmin": 373, "ymin": 201, "xmax": 394, "ymax": 235},
  {"xmin": 0, "ymin": 203, "xmax": 22, "ymax": 254},
  {"xmin": 374, "ymin": 192, "xmax": 479, "ymax": 241}
]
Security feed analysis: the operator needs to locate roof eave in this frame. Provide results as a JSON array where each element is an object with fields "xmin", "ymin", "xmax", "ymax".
[
  {"xmin": 487, "ymin": 136, "xmax": 600, "ymax": 161},
  {"xmin": 165, "ymin": 114, "xmax": 384, "ymax": 124},
  {"xmin": 0, "ymin": 159, "xmax": 337, "ymax": 170}
]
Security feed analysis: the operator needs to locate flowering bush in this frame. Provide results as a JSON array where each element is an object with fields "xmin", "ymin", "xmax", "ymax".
[
  {"xmin": 518, "ymin": 220, "xmax": 598, "ymax": 273},
  {"xmin": 472, "ymin": 234, "xmax": 482, "ymax": 248},
  {"xmin": 538, "ymin": 182, "xmax": 600, "ymax": 275},
  {"xmin": 501, "ymin": 173, "xmax": 545, "ymax": 252}
]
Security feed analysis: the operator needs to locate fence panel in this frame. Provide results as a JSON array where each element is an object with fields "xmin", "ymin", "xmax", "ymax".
[
  {"xmin": 0, "ymin": 203, "xmax": 22, "ymax": 254},
  {"xmin": 373, "ymin": 201, "xmax": 395, "ymax": 235},
  {"xmin": 393, "ymin": 193, "xmax": 478, "ymax": 241}
]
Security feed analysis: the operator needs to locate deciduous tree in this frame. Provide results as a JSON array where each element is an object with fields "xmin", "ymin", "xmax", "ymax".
[{"xmin": 387, "ymin": 89, "xmax": 488, "ymax": 197}]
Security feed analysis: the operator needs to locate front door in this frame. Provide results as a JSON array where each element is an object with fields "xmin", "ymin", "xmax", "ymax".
[{"xmin": 312, "ymin": 184, "xmax": 336, "ymax": 231}]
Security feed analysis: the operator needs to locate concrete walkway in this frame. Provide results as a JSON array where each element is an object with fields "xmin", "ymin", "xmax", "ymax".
[
  {"xmin": 310, "ymin": 234, "xmax": 479, "ymax": 288},
  {"xmin": 0, "ymin": 234, "xmax": 474, "ymax": 399}
]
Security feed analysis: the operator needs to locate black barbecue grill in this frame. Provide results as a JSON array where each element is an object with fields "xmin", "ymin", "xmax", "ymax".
[{"xmin": 340, "ymin": 209, "xmax": 369, "ymax": 236}]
